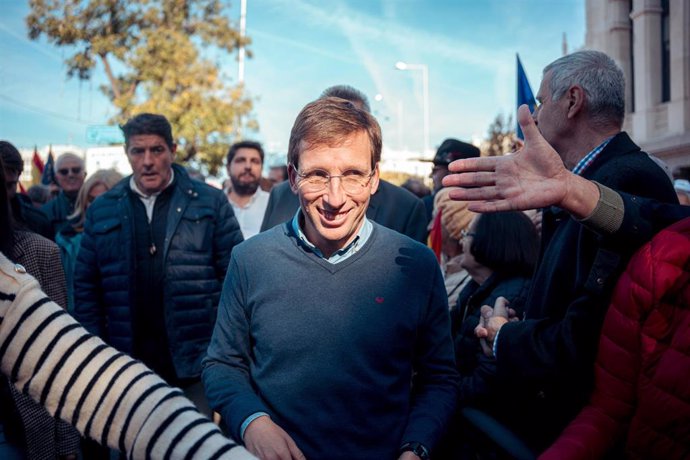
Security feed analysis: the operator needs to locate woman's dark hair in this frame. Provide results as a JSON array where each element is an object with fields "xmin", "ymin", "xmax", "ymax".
[
  {"xmin": 0, "ymin": 155, "xmax": 15, "ymax": 256},
  {"xmin": 470, "ymin": 211, "xmax": 539, "ymax": 277}
]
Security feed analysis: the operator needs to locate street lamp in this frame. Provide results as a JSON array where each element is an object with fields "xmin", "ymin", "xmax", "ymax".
[
  {"xmin": 238, "ymin": 0, "xmax": 247, "ymax": 84},
  {"xmin": 395, "ymin": 61, "xmax": 430, "ymax": 155}
]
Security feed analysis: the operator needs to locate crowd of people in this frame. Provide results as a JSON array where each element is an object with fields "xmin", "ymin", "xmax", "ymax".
[{"xmin": 1, "ymin": 49, "xmax": 689, "ymax": 460}]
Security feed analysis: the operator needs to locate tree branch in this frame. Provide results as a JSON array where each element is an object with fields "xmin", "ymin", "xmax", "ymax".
[
  {"xmin": 99, "ymin": 53, "xmax": 121, "ymax": 100},
  {"xmin": 127, "ymin": 79, "xmax": 139, "ymax": 100}
]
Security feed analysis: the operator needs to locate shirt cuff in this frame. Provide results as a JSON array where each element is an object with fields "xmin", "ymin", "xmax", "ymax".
[
  {"xmin": 492, "ymin": 327, "xmax": 501, "ymax": 359},
  {"xmin": 240, "ymin": 412, "xmax": 269, "ymax": 441},
  {"xmin": 577, "ymin": 181, "xmax": 624, "ymax": 234}
]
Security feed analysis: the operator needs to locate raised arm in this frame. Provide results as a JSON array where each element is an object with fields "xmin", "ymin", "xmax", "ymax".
[
  {"xmin": 0, "ymin": 253, "xmax": 254, "ymax": 460},
  {"xmin": 443, "ymin": 104, "xmax": 600, "ymax": 219}
]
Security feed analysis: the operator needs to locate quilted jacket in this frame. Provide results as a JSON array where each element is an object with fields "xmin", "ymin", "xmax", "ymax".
[
  {"xmin": 73, "ymin": 164, "xmax": 243, "ymax": 379},
  {"xmin": 540, "ymin": 217, "xmax": 690, "ymax": 459}
]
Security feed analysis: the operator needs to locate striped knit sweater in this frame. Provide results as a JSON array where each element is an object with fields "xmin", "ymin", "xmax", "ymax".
[{"xmin": 0, "ymin": 253, "xmax": 255, "ymax": 460}]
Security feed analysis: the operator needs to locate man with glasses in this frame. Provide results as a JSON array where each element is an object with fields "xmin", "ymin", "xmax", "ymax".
[
  {"xmin": 41, "ymin": 152, "xmax": 86, "ymax": 236},
  {"xmin": 260, "ymin": 85, "xmax": 429, "ymax": 244},
  {"xmin": 203, "ymin": 97, "xmax": 458, "ymax": 460}
]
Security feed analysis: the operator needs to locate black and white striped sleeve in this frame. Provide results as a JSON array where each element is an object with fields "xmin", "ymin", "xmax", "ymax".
[{"xmin": 0, "ymin": 254, "xmax": 255, "ymax": 460}]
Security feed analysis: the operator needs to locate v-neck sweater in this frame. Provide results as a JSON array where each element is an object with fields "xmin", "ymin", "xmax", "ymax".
[{"xmin": 203, "ymin": 222, "xmax": 458, "ymax": 459}]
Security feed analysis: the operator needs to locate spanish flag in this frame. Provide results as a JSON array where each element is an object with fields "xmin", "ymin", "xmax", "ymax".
[{"xmin": 31, "ymin": 146, "xmax": 44, "ymax": 185}]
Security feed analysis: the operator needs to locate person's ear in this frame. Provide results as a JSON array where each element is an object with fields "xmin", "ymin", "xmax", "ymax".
[
  {"xmin": 566, "ymin": 85, "xmax": 585, "ymax": 119},
  {"xmin": 288, "ymin": 164, "xmax": 299, "ymax": 194},
  {"xmin": 369, "ymin": 164, "xmax": 380, "ymax": 195}
]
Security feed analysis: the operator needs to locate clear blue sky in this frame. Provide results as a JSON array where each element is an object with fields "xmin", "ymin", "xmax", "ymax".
[{"xmin": 0, "ymin": 0, "xmax": 585, "ymax": 157}]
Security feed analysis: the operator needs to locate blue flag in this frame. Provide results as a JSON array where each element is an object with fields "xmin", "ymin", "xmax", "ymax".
[
  {"xmin": 516, "ymin": 54, "xmax": 536, "ymax": 140},
  {"xmin": 41, "ymin": 150, "xmax": 55, "ymax": 186}
]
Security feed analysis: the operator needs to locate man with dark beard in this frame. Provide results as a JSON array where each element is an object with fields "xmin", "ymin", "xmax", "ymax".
[{"xmin": 226, "ymin": 141, "xmax": 270, "ymax": 239}]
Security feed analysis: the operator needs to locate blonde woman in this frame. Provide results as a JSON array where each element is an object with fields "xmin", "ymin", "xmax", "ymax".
[{"xmin": 56, "ymin": 169, "xmax": 123, "ymax": 313}]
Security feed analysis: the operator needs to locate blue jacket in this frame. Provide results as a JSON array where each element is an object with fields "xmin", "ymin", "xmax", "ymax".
[
  {"xmin": 74, "ymin": 164, "xmax": 243, "ymax": 378},
  {"xmin": 55, "ymin": 226, "xmax": 82, "ymax": 314},
  {"xmin": 41, "ymin": 190, "xmax": 75, "ymax": 237}
]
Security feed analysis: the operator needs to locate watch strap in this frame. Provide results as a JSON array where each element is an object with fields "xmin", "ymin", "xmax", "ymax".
[{"xmin": 399, "ymin": 441, "xmax": 430, "ymax": 460}]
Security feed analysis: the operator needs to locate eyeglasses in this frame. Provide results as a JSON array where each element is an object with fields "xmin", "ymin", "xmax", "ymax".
[
  {"xmin": 57, "ymin": 167, "xmax": 83, "ymax": 176},
  {"xmin": 296, "ymin": 169, "xmax": 375, "ymax": 194},
  {"xmin": 460, "ymin": 229, "xmax": 476, "ymax": 240}
]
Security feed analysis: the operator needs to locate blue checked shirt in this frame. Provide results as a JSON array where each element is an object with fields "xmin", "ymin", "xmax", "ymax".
[{"xmin": 571, "ymin": 137, "xmax": 614, "ymax": 176}]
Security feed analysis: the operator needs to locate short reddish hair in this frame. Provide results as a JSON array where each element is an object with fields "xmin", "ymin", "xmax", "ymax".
[{"xmin": 287, "ymin": 97, "xmax": 382, "ymax": 170}]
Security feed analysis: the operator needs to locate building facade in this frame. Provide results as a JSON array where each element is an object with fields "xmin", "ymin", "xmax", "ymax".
[{"xmin": 586, "ymin": 0, "xmax": 690, "ymax": 171}]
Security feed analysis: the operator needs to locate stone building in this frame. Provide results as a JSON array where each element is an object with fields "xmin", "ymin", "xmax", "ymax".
[{"xmin": 586, "ymin": 0, "xmax": 690, "ymax": 171}]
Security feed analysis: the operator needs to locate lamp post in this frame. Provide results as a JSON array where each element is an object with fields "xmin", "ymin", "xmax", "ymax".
[
  {"xmin": 236, "ymin": 0, "xmax": 247, "ymax": 138},
  {"xmin": 238, "ymin": 0, "xmax": 247, "ymax": 84},
  {"xmin": 395, "ymin": 61, "xmax": 430, "ymax": 155}
]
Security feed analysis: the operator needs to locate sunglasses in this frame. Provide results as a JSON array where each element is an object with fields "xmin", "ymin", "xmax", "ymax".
[
  {"xmin": 460, "ymin": 229, "xmax": 476, "ymax": 240},
  {"xmin": 58, "ymin": 167, "xmax": 83, "ymax": 176}
]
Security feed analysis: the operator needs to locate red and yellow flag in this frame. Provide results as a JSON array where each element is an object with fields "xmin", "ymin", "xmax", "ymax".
[{"xmin": 31, "ymin": 146, "xmax": 44, "ymax": 185}]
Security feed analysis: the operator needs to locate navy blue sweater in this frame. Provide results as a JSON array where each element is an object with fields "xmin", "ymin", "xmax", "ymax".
[{"xmin": 203, "ymin": 222, "xmax": 458, "ymax": 459}]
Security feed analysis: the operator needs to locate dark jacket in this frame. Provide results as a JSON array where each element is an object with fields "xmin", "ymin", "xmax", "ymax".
[
  {"xmin": 74, "ymin": 164, "xmax": 243, "ymax": 379},
  {"xmin": 10, "ymin": 194, "xmax": 53, "ymax": 240},
  {"xmin": 494, "ymin": 132, "xmax": 678, "ymax": 449},
  {"xmin": 451, "ymin": 274, "xmax": 531, "ymax": 405},
  {"xmin": 541, "ymin": 217, "xmax": 690, "ymax": 460},
  {"xmin": 41, "ymin": 190, "xmax": 75, "ymax": 237},
  {"xmin": 260, "ymin": 179, "xmax": 429, "ymax": 243}
]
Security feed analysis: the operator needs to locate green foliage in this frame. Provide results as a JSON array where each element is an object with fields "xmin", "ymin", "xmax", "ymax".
[
  {"xmin": 27, "ymin": 0, "xmax": 255, "ymax": 175},
  {"xmin": 484, "ymin": 112, "xmax": 516, "ymax": 157}
]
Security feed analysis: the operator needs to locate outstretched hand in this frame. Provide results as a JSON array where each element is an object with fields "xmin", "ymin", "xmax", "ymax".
[{"xmin": 442, "ymin": 104, "xmax": 571, "ymax": 213}]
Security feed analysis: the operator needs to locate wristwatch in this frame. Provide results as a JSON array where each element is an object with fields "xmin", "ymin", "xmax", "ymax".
[{"xmin": 399, "ymin": 441, "xmax": 430, "ymax": 460}]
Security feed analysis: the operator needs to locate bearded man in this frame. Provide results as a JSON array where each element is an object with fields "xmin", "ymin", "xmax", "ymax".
[{"xmin": 226, "ymin": 141, "xmax": 270, "ymax": 239}]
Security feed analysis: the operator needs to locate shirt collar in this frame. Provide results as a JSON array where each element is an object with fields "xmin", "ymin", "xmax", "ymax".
[
  {"xmin": 571, "ymin": 136, "xmax": 614, "ymax": 176},
  {"xmin": 129, "ymin": 169, "xmax": 175, "ymax": 222},
  {"xmin": 129, "ymin": 169, "xmax": 175, "ymax": 198},
  {"xmin": 228, "ymin": 187, "xmax": 268, "ymax": 209},
  {"xmin": 290, "ymin": 208, "xmax": 373, "ymax": 264}
]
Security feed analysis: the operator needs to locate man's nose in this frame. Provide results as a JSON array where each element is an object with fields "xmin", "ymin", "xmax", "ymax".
[
  {"xmin": 142, "ymin": 150, "xmax": 155, "ymax": 165},
  {"xmin": 323, "ymin": 177, "xmax": 346, "ymax": 207}
]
